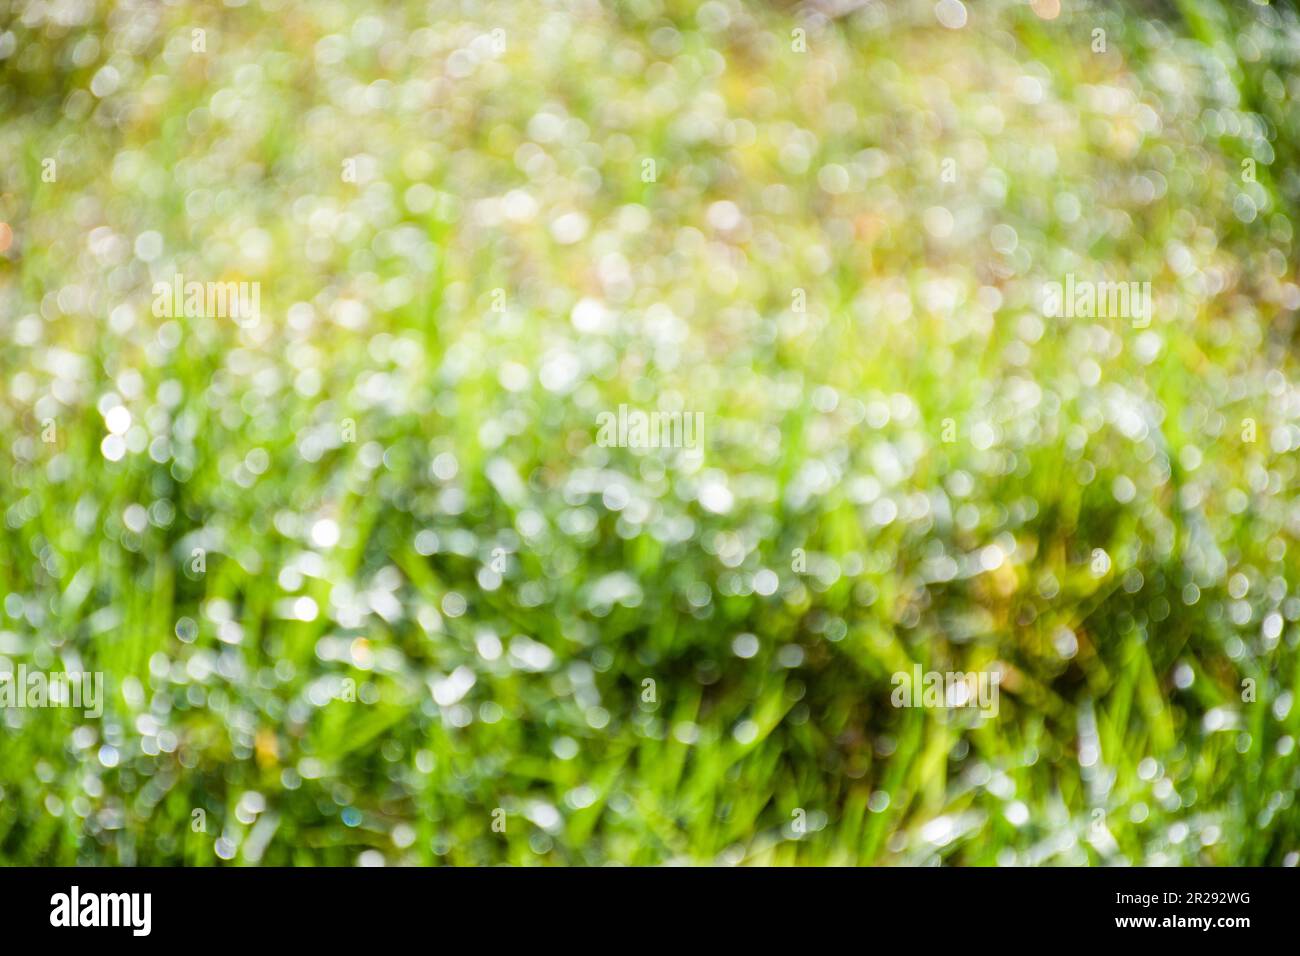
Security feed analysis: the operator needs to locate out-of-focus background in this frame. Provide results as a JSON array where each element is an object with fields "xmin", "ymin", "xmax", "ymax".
[{"xmin": 2, "ymin": 0, "xmax": 1299, "ymax": 865}]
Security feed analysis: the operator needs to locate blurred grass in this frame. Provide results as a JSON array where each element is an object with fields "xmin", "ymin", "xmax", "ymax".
[{"xmin": 1, "ymin": 0, "xmax": 1299, "ymax": 865}]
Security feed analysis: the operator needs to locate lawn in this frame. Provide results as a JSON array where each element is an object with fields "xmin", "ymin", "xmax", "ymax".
[{"xmin": 1, "ymin": 0, "xmax": 1299, "ymax": 865}]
